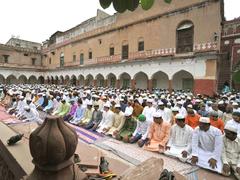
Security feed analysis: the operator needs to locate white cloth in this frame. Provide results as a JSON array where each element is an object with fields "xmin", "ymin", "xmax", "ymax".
[
  {"xmin": 22, "ymin": 108, "xmax": 42, "ymax": 124},
  {"xmin": 222, "ymin": 135, "xmax": 240, "ymax": 167},
  {"xmin": 233, "ymin": 108, "xmax": 240, "ymax": 113},
  {"xmin": 165, "ymin": 124, "xmax": 193, "ymax": 160},
  {"xmin": 125, "ymin": 106, "xmax": 133, "ymax": 114},
  {"xmin": 226, "ymin": 120, "xmax": 240, "ymax": 134},
  {"xmin": 192, "ymin": 126, "xmax": 223, "ymax": 173},
  {"xmin": 142, "ymin": 106, "xmax": 156, "ymax": 122},
  {"xmin": 16, "ymin": 100, "xmax": 27, "ymax": 116},
  {"xmin": 97, "ymin": 110, "xmax": 114, "ymax": 133},
  {"xmin": 157, "ymin": 108, "xmax": 172, "ymax": 123},
  {"xmin": 178, "ymin": 106, "xmax": 187, "ymax": 117}
]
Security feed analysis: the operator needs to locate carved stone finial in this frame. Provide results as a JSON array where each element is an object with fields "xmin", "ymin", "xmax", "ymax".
[{"xmin": 25, "ymin": 116, "xmax": 87, "ymax": 180}]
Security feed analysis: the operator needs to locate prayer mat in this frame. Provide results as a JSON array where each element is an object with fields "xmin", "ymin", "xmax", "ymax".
[
  {"xmin": 67, "ymin": 123, "xmax": 105, "ymax": 144},
  {"xmin": 94, "ymin": 138, "xmax": 197, "ymax": 176}
]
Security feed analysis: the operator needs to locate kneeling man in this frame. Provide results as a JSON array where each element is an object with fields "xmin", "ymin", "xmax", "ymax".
[
  {"xmin": 165, "ymin": 114, "xmax": 193, "ymax": 161},
  {"xmin": 191, "ymin": 117, "xmax": 223, "ymax": 173},
  {"xmin": 144, "ymin": 112, "xmax": 171, "ymax": 153},
  {"xmin": 222, "ymin": 125, "xmax": 240, "ymax": 179}
]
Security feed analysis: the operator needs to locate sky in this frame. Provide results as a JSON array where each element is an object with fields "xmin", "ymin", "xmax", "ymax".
[{"xmin": 0, "ymin": 0, "xmax": 239, "ymax": 44}]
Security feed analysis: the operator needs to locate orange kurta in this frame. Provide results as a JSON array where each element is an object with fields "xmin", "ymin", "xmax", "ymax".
[
  {"xmin": 210, "ymin": 118, "xmax": 225, "ymax": 133},
  {"xmin": 133, "ymin": 104, "xmax": 143, "ymax": 118},
  {"xmin": 144, "ymin": 121, "xmax": 171, "ymax": 152},
  {"xmin": 185, "ymin": 114, "xmax": 200, "ymax": 129}
]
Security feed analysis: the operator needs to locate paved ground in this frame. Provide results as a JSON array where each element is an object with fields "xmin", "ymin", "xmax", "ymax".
[{"xmin": 0, "ymin": 106, "xmax": 234, "ymax": 179}]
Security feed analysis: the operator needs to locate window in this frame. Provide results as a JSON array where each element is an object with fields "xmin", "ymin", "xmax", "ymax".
[
  {"xmin": 80, "ymin": 53, "xmax": 84, "ymax": 65},
  {"xmin": 176, "ymin": 21, "xmax": 194, "ymax": 54},
  {"xmin": 3, "ymin": 55, "xmax": 9, "ymax": 63},
  {"xmin": 32, "ymin": 58, "xmax": 36, "ymax": 65},
  {"xmin": 73, "ymin": 54, "xmax": 76, "ymax": 62},
  {"xmin": 24, "ymin": 53, "xmax": 29, "ymax": 56},
  {"xmin": 15, "ymin": 43, "xmax": 20, "ymax": 47},
  {"xmin": 33, "ymin": 46, "xmax": 38, "ymax": 50},
  {"xmin": 89, "ymin": 50, "xmax": 92, "ymax": 59},
  {"xmin": 49, "ymin": 58, "xmax": 52, "ymax": 64},
  {"xmin": 110, "ymin": 47, "xmax": 114, "ymax": 56},
  {"xmin": 122, "ymin": 45, "xmax": 129, "ymax": 60},
  {"xmin": 138, "ymin": 41, "xmax": 144, "ymax": 51},
  {"xmin": 60, "ymin": 52, "xmax": 64, "ymax": 68}
]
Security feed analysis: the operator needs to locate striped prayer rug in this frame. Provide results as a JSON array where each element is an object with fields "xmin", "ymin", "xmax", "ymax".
[{"xmin": 67, "ymin": 123, "xmax": 105, "ymax": 144}]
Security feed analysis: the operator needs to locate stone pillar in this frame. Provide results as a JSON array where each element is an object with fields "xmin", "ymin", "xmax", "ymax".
[
  {"xmin": 148, "ymin": 79, "xmax": 153, "ymax": 92},
  {"xmin": 44, "ymin": 79, "xmax": 48, "ymax": 84},
  {"xmin": 93, "ymin": 79, "xmax": 97, "ymax": 87},
  {"xmin": 25, "ymin": 116, "xmax": 87, "ymax": 180},
  {"xmin": 131, "ymin": 79, "xmax": 136, "ymax": 90},
  {"xmin": 168, "ymin": 80, "xmax": 173, "ymax": 93},
  {"xmin": 116, "ymin": 79, "xmax": 120, "ymax": 89},
  {"xmin": 104, "ymin": 80, "xmax": 108, "ymax": 87}
]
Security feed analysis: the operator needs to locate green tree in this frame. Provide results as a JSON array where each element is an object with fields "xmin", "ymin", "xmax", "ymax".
[{"xmin": 99, "ymin": 0, "xmax": 172, "ymax": 13}]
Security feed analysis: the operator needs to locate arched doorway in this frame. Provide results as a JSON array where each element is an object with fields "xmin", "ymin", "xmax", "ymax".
[
  {"xmin": 134, "ymin": 72, "xmax": 148, "ymax": 89},
  {"xmin": 28, "ymin": 76, "xmax": 38, "ymax": 84},
  {"xmin": 78, "ymin": 75, "xmax": 84, "ymax": 87},
  {"xmin": 96, "ymin": 74, "xmax": 104, "ymax": 87},
  {"xmin": 85, "ymin": 74, "xmax": 94, "ymax": 86},
  {"xmin": 6, "ymin": 75, "xmax": 17, "ymax": 84},
  {"xmin": 119, "ymin": 73, "xmax": 131, "ymax": 89},
  {"xmin": 51, "ymin": 76, "xmax": 54, "ymax": 84},
  {"xmin": 59, "ymin": 76, "xmax": 64, "ymax": 85},
  {"xmin": 65, "ymin": 75, "xmax": 70, "ymax": 85},
  {"xmin": 0, "ymin": 75, "xmax": 5, "ymax": 84},
  {"xmin": 172, "ymin": 70, "xmax": 194, "ymax": 91},
  {"xmin": 55, "ymin": 76, "xmax": 59, "ymax": 85},
  {"xmin": 107, "ymin": 73, "xmax": 116, "ymax": 88},
  {"xmin": 38, "ymin": 76, "xmax": 45, "ymax": 84},
  {"xmin": 18, "ymin": 75, "xmax": 28, "ymax": 84},
  {"xmin": 152, "ymin": 71, "xmax": 169, "ymax": 89},
  {"xmin": 71, "ymin": 75, "xmax": 77, "ymax": 86}
]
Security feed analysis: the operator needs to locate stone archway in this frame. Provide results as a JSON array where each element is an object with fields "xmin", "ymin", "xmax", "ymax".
[
  {"xmin": 29, "ymin": 76, "xmax": 38, "ymax": 84},
  {"xmin": 55, "ymin": 76, "xmax": 59, "ymax": 85},
  {"xmin": 18, "ymin": 75, "xmax": 28, "ymax": 84},
  {"xmin": 47, "ymin": 76, "xmax": 50, "ymax": 84},
  {"xmin": 51, "ymin": 76, "xmax": 54, "ymax": 84},
  {"xmin": 65, "ymin": 75, "xmax": 70, "ymax": 85},
  {"xmin": 71, "ymin": 75, "xmax": 77, "ymax": 86},
  {"xmin": 119, "ymin": 73, "xmax": 131, "ymax": 89},
  {"xmin": 0, "ymin": 74, "xmax": 5, "ymax": 84},
  {"xmin": 134, "ymin": 72, "xmax": 148, "ymax": 89},
  {"xmin": 85, "ymin": 74, "xmax": 94, "ymax": 86},
  {"xmin": 107, "ymin": 73, "xmax": 116, "ymax": 88},
  {"xmin": 95, "ymin": 74, "xmax": 104, "ymax": 87},
  {"xmin": 38, "ymin": 76, "xmax": 45, "ymax": 84},
  {"xmin": 152, "ymin": 71, "xmax": 169, "ymax": 89},
  {"xmin": 78, "ymin": 75, "xmax": 84, "ymax": 87},
  {"xmin": 172, "ymin": 70, "xmax": 194, "ymax": 91},
  {"xmin": 59, "ymin": 76, "xmax": 64, "ymax": 85},
  {"xmin": 6, "ymin": 75, "xmax": 17, "ymax": 84}
]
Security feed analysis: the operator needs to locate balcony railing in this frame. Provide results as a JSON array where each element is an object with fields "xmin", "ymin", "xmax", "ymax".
[
  {"xmin": 0, "ymin": 62, "xmax": 46, "ymax": 70},
  {"xmin": 63, "ymin": 42, "xmax": 218, "ymax": 68}
]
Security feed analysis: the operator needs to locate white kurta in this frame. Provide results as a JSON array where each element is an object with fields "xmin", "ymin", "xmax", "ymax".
[
  {"xmin": 23, "ymin": 108, "xmax": 42, "ymax": 124},
  {"xmin": 192, "ymin": 126, "xmax": 223, "ymax": 173},
  {"xmin": 142, "ymin": 106, "xmax": 156, "ymax": 122},
  {"xmin": 157, "ymin": 108, "xmax": 172, "ymax": 123},
  {"xmin": 97, "ymin": 110, "xmax": 114, "ymax": 133},
  {"xmin": 165, "ymin": 124, "xmax": 193, "ymax": 161}
]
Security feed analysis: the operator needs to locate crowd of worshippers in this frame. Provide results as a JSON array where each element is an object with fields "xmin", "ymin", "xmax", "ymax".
[{"xmin": 1, "ymin": 85, "xmax": 240, "ymax": 179}]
